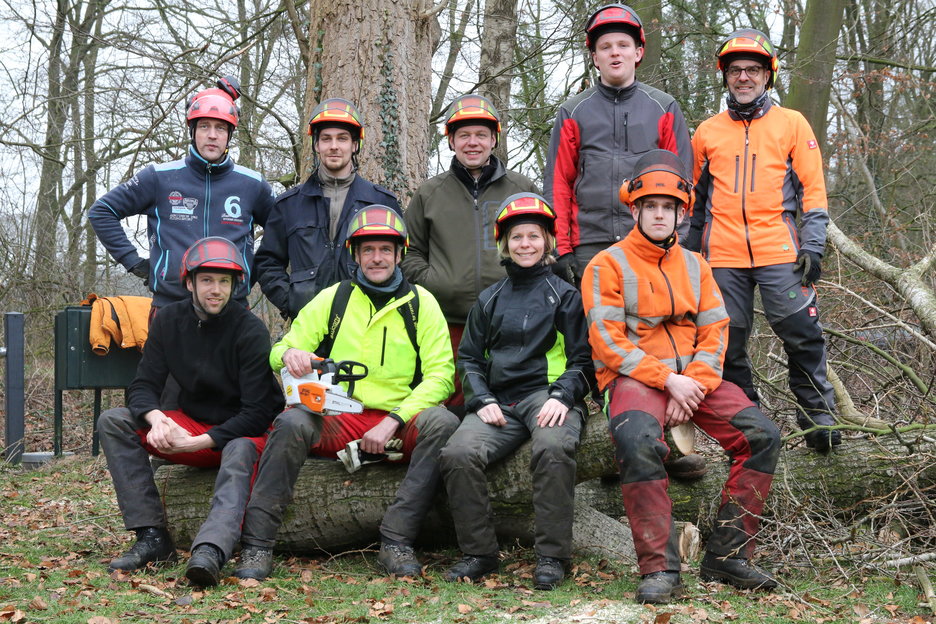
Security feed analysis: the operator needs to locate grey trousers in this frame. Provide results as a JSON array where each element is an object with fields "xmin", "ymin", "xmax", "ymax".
[
  {"xmin": 97, "ymin": 407, "xmax": 259, "ymax": 560},
  {"xmin": 240, "ymin": 406, "xmax": 459, "ymax": 548},
  {"xmin": 439, "ymin": 390, "xmax": 583, "ymax": 559}
]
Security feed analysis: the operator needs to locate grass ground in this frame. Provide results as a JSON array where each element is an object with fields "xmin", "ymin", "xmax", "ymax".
[{"xmin": 0, "ymin": 455, "xmax": 931, "ymax": 624}]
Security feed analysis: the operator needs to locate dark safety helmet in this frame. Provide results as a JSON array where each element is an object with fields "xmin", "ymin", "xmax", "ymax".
[
  {"xmin": 308, "ymin": 98, "xmax": 364, "ymax": 152},
  {"xmin": 494, "ymin": 193, "xmax": 557, "ymax": 241},
  {"xmin": 345, "ymin": 205, "xmax": 408, "ymax": 250},
  {"xmin": 716, "ymin": 28, "xmax": 779, "ymax": 88},
  {"xmin": 585, "ymin": 4, "xmax": 645, "ymax": 56},
  {"xmin": 179, "ymin": 236, "xmax": 246, "ymax": 282},
  {"xmin": 443, "ymin": 94, "xmax": 502, "ymax": 141}
]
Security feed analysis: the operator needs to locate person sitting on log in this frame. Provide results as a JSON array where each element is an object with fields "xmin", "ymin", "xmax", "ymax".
[
  {"xmin": 98, "ymin": 237, "xmax": 285, "ymax": 587},
  {"xmin": 236, "ymin": 205, "xmax": 459, "ymax": 581},
  {"xmin": 580, "ymin": 150, "xmax": 781, "ymax": 604},
  {"xmin": 439, "ymin": 193, "xmax": 595, "ymax": 590}
]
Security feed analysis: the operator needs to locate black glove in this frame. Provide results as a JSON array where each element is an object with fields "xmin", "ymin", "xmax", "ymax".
[
  {"xmin": 129, "ymin": 259, "xmax": 150, "ymax": 286},
  {"xmin": 793, "ymin": 250, "xmax": 822, "ymax": 286},
  {"xmin": 552, "ymin": 253, "xmax": 577, "ymax": 285}
]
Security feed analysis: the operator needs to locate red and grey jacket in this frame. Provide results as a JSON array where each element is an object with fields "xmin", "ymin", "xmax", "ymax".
[
  {"xmin": 544, "ymin": 81, "xmax": 692, "ymax": 255},
  {"xmin": 686, "ymin": 99, "xmax": 830, "ymax": 268},
  {"xmin": 89, "ymin": 146, "xmax": 275, "ymax": 307}
]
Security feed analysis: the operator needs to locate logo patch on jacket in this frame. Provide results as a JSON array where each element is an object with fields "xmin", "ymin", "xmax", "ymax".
[
  {"xmin": 170, "ymin": 195, "xmax": 198, "ymax": 221},
  {"xmin": 808, "ymin": 306, "xmax": 817, "ymax": 317},
  {"xmin": 807, "ymin": 140, "xmax": 818, "ymax": 150},
  {"xmin": 220, "ymin": 195, "xmax": 243, "ymax": 224}
]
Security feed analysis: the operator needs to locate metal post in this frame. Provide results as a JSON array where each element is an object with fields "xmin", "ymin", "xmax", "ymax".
[{"xmin": 3, "ymin": 312, "xmax": 25, "ymax": 464}]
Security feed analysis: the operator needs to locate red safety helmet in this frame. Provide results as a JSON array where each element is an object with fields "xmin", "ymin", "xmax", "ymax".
[
  {"xmin": 179, "ymin": 237, "xmax": 246, "ymax": 282},
  {"xmin": 308, "ymin": 98, "xmax": 364, "ymax": 149},
  {"xmin": 716, "ymin": 28, "xmax": 779, "ymax": 88},
  {"xmin": 494, "ymin": 193, "xmax": 557, "ymax": 241},
  {"xmin": 443, "ymin": 94, "xmax": 502, "ymax": 139},
  {"xmin": 345, "ymin": 205, "xmax": 408, "ymax": 249},
  {"xmin": 186, "ymin": 76, "xmax": 240, "ymax": 128},
  {"xmin": 585, "ymin": 4, "xmax": 645, "ymax": 54},
  {"xmin": 619, "ymin": 149, "xmax": 693, "ymax": 208}
]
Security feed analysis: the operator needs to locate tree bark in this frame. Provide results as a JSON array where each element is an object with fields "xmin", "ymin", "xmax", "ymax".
[
  {"xmin": 784, "ymin": 0, "xmax": 847, "ymax": 151},
  {"xmin": 303, "ymin": 0, "xmax": 436, "ymax": 202},
  {"xmin": 158, "ymin": 408, "xmax": 936, "ymax": 556}
]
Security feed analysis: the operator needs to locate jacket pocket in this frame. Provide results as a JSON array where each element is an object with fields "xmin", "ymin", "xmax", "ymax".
[{"xmin": 288, "ymin": 267, "xmax": 320, "ymax": 318}]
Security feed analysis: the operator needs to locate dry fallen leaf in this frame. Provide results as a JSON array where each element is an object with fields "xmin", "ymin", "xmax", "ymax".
[{"xmin": 457, "ymin": 604, "xmax": 472, "ymax": 614}]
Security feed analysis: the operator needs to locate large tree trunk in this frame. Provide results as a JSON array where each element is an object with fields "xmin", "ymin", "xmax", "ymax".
[
  {"xmin": 158, "ymin": 409, "xmax": 936, "ymax": 558},
  {"xmin": 478, "ymin": 0, "xmax": 519, "ymax": 164},
  {"xmin": 302, "ymin": 0, "xmax": 438, "ymax": 202}
]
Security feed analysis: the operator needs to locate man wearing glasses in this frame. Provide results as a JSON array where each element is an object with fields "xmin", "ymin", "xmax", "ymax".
[{"xmin": 686, "ymin": 29, "xmax": 839, "ymax": 453}]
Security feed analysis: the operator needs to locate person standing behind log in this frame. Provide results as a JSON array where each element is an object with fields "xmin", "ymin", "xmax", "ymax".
[
  {"xmin": 401, "ymin": 94, "xmax": 539, "ymax": 414},
  {"xmin": 237, "ymin": 206, "xmax": 458, "ymax": 581},
  {"xmin": 439, "ymin": 193, "xmax": 594, "ymax": 590},
  {"xmin": 543, "ymin": 4, "xmax": 692, "ymax": 283},
  {"xmin": 581, "ymin": 150, "xmax": 780, "ymax": 604},
  {"xmin": 686, "ymin": 29, "xmax": 839, "ymax": 452},
  {"xmin": 97, "ymin": 237, "xmax": 284, "ymax": 587},
  {"xmin": 254, "ymin": 98, "xmax": 400, "ymax": 319}
]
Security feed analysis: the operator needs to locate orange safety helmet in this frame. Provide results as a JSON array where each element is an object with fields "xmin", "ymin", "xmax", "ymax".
[
  {"xmin": 619, "ymin": 149, "xmax": 693, "ymax": 208},
  {"xmin": 345, "ymin": 205, "xmax": 408, "ymax": 249},
  {"xmin": 494, "ymin": 193, "xmax": 557, "ymax": 241},
  {"xmin": 308, "ymin": 98, "xmax": 364, "ymax": 148},
  {"xmin": 179, "ymin": 237, "xmax": 246, "ymax": 282},
  {"xmin": 186, "ymin": 76, "xmax": 241, "ymax": 128},
  {"xmin": 585, "ymin": 4, "xmax": 645, "ymax": 54},
  {"xmin": 443, "ymin": 94, "xmax": 502, "ymax": 139},
  {"xmin": 716, "ymin": 28, "xmax": 779, "ymax": 88}
]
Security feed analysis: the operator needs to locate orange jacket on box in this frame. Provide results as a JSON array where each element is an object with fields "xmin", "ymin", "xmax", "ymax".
[
  {"xmin": 688, "ymin": 99, "xmax": 829, "ymax": 268},
  {"xmin": 581, "ymin": 228, "xmax": 729, "ymax": 394}
]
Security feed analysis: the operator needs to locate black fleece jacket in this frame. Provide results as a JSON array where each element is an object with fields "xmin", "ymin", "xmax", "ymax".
[{"xmin": 127, "ymin": 299, "xmax": 284, "ymax": 449}]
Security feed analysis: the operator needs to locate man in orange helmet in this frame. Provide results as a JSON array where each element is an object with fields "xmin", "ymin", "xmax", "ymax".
[
  {"xmin": 582, "ymin": 151, "xmax": 780, "ymax": 604},
  {"xmin": 687, "ymin": 29, "xmax": 840, "ymax": 452}
]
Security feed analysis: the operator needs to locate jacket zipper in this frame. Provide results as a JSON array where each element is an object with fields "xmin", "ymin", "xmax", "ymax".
[
  {"xmin": 472, "ymin": 180, "xmax": 482, "ymax": 298},
  {"xmin": 741, "ymin": 123, "xmax": 755, "ymax": 267},
  {"xmin": 204, "ymin": 163, "xmax": 212, "ymax": 238},
  {"xmin": 380, "ymin": 326, "xmax": 387, "ymax": 366},
  {"xmin": 658, "ymin": 252, "xmax": 683, "ymax": 374}
]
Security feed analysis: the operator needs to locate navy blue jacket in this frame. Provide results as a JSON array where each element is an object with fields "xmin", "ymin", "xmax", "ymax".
[
  {"xmin": 254, "ymin": 172, "xmax": 399, "ymax": 318},
  {"xmin": 89, "ymin": 147, "xmax": 275, "ymax": 307}
]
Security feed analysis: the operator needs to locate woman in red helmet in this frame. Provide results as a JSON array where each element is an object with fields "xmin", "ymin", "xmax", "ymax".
[{"xmin": 439, "ymin": 193, "xmax": 594, "ymax": 591}]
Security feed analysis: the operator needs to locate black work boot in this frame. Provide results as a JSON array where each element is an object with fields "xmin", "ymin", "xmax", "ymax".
[
  {"xmin": 799, "ymin": 414, "xmax": 841, "ymax": 452},
  {"xmin": 377, "ymin": 541, "xmax": 423, "ymax": 577},
  {"xmin": 108, "ymin": 527, "xmax": 177, "ymax": 572},
  {"xmin": 700, "ymin": 551, "xmax": 777, "ymax": 590},
  {"xmin": 533, "ymin": 556, "xmax": 567, "ymax": 590},
  {"xmin": 444, "ymin": 554, "xmax": 499, "ymax": 582},
  {"xmin": 663, "ymin": 454, "xmax": 708, "ymax": 480},
  {"xmin": 233, "ymin": 545, "xmax": 274, "ymax": 581},
  {"xmin": 185, "ymin": 544, "xmax": 225, "ymax": 587},
  {"xmin": 635, "ymin": 571, "xmax": 683, "ymax": 604}
]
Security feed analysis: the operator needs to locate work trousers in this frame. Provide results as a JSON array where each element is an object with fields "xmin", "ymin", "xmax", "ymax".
[
  {"xmin": 98, "ymin": 407, "xmax": 266, "ymax": 560},
  {"xmin": 713, "ymin": 264, "xmax": 836, "ymax": 427},
  {"xmin": 440, "ymin": 389, "xmax": 583, "ymax": 559},
  {"xmin": 606, "ymin": 378, "xmax": 780, "ymax": 575},
  {"xmin": 240, "ymin": 405, "xmax": 458, "ymax": 548}
]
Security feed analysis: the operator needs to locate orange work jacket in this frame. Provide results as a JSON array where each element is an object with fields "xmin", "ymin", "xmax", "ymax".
[{"xmin": 581, "ymin": 228, "xmax": 729, "ymax": 394}]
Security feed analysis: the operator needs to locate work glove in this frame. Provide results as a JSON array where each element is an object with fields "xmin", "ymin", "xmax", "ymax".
[
  {"xmin": 793, "ymin": 250, "xmax": 822, "ymax": 286},
  {"xmin": 552, "ymin": 253, "xmax": 577, "ymax": 285},
  {"xmin": 129, "ymin": 259, "xmax": 150, "ymax": 286}
]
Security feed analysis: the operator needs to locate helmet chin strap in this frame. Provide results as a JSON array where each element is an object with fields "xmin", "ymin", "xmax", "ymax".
[{"xmin": 636, "ymin": 212, "xmax": 677, "ymax": 249}]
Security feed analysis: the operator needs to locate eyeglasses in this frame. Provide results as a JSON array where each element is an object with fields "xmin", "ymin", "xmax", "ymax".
[{"xmin": 727, "ymin": 65, "xmax": 764, "ymax": 78}]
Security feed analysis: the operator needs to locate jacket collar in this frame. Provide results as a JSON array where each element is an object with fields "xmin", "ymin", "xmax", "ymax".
[
  {"xmin": 450, "ymin": 154, "xmax": 505, "ymax": 193},
  {"xmin": 300, "ymin": 169, "xmax": 364, "ymax": 197},
  {"xmin": 596, "ymin": 80, "xmax": 639, "ymax": 102},
  {"xmin": 726, "ymin": 93, "xmax": 773, "ymax": 121},
  {"xmin": 623, "ymin": 226, "xmax": 675, "ymax": 262},
  {"xmin": 186, "ymin": 145, "xmax": 234, "ymax": 176}
]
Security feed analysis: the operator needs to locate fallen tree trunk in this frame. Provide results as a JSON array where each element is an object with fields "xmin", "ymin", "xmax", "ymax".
[{"xmin": 157, "ymin": 409, "xmax": 936, "ymax": 558}]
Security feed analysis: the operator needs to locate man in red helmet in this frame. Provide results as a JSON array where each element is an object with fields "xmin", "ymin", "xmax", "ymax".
[
  {"xmin": 238, "ymin": 206, "xmax": 458, "ymax": 581},
  {"xmin": 544, "ymin": 4, "xmax": 692, "ymax": 283},
  {"xmin": 254, "ymin": 98, "xmax": 401, "ymax": 319},
  {"xmin": 582, "ymin": 151, "xmax": 780, "ymax": 604},
  {"xmin": 97, "ymin": 237, "xmax": 284, "ymax": 587},
  {"xmin": 402, "ymin": 93, "xmax": 538, "ymax": 413},
  {"xmin": 686, "ymin": 29, "xmax": 840, "ymax": 452},
  {"xmin": 89, "ymin": 77, "xmax": 274, "ymax": 310}
]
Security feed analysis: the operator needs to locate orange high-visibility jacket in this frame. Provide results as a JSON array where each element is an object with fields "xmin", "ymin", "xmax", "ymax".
[
  {"xmin": 690, "ymin": 101, "xmax": 829, "ymax": 268},
  {"xmin": 581, "ymin": 229, "xmax": 729, "ymax": 394}
]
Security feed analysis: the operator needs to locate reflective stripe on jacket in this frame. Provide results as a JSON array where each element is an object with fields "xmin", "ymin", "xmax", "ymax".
[
  {"xmin": 581, "ymin": 228, "xmax": 728, "ymax": 394},
  {"xmin": 544, "ymin": 81, "xmax": 692, "ymax": 255},
  {"xmin": 270, "ymin": 280, "xmax": 454, "ymax": 425},
  {"xmin": 688, "ymin": 100, "xmax": 829, "ymax": 267}
]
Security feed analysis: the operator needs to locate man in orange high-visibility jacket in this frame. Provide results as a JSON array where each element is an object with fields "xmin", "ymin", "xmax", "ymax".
[
  {"xmin": 582, "ymin": 150, "xmax": 780, "ymax": 605},
  {"xmin": 686, "ymin": 29, "xmax": 839, "ymax": 452}
]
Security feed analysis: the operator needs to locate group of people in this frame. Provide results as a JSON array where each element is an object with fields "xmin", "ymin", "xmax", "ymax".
[{"xmin": 90, "ymin": 2, "xmax": 841, "ymax": 605}]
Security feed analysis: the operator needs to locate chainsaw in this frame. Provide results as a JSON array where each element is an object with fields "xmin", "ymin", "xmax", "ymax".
[{"xmin": 281, "ymin": 358, "xmax": 368, "ymax": 415}]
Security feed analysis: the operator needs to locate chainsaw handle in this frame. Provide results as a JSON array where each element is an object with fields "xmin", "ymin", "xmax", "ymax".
[{"xmin": 334, "ymin": 360, "xmax": 368, "ymax": 397}]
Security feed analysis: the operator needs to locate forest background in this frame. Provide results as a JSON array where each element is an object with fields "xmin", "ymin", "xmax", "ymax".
[{"xmin": 0, "ymin": 0, "xmax": 934, "ymax": 621}]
